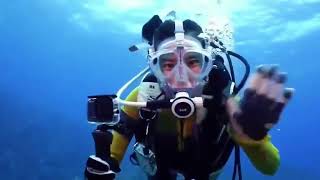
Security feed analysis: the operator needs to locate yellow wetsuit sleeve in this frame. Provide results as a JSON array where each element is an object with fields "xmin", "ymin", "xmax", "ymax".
[
  {"xmin": 227, "ymin": 95, "xmax": 280, "ymax": 175},
  {"xmin": 110, "ymin": 87, "xmax": 140, "ymax": 164},
  {"xmin": 120, "ymin": 87, "xmax": 140, "ymax": 120},
  {"xmin": 229, "ymin": 126, "xmax": 280, "ymax": 175}
]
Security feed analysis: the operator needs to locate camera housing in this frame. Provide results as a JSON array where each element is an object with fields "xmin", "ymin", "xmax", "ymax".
[{"xmin": 87, "ymin": 95, "xmax": 119, "ymax": 125}]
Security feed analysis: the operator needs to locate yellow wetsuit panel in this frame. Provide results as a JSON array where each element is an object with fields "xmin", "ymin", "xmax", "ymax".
[
  {"xmin": 110, "ymin": 131, "xmax": 130, "ymax": 163},
  {"xmin": 110, "ymin": 87, "xmax": 140, "ymax": 163},
  {"xmin": 227, "ymin": 97, "xmax": 280, "ymax": 175},
  {"xmin": 228, "ymin": 126, "xmax": 280, "ymax": 175},
  {"xmin": 121, "ymin": 87, "xmax": 140, "ymax": 119}
]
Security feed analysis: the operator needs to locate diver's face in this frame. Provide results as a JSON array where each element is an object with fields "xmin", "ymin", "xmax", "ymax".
[
  {"xmin": 160, "ymin": 50, "xmax": 203, "ymax": 89},
  {"xmin": 161, "ymin": 53, "xmax": 202, "ymax": 75},
  {"xmin": 155, "ymin": 37, "xmax": 207, "ymax": 89}
]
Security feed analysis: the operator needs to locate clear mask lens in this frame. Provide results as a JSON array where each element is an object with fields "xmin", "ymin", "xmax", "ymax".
[
  {"xmin": 148, "ymin": 35, "xmax": 213, "ymax": 90},
  {"xmin": 158, "ymin": 50, "xmax": 207, "ymax": 88}
]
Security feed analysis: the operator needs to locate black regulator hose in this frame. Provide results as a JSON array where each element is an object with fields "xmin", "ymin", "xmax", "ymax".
[
  {"xmin": 226, "ymin": 51, "xmax": 236, "ymax": 83},
  {"xmin": 226, "ymin": 50, "xmax": 250, "ymax": 95}
]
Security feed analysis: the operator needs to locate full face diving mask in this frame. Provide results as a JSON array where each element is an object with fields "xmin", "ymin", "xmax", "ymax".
[{"xmin": 148, "ymin": 20, "xmax": 213, "ymax": 90}]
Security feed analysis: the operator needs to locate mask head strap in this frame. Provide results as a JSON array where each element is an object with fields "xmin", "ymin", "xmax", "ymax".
[{"xmin": 174, "ymin": 20, "xmax": 185, "ymax": 48}]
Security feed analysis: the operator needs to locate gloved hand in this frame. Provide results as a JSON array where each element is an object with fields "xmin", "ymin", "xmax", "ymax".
[
  {"xmin": 202, "ymin": 55, "xmax": 232, "ymax": 109},
  {"xmin": 85, "ymin": 128, "xmax": 121, "ymax": 180},
  {"xmin": 207, "ymin": 55, "xmax": 231, "ymax": 92},
  {"xmin": 85, "ymin": 155, "xmax": 120, "ymax": 180},
  {"xmin": 226, "ymin": 65, "xmax": 294, "ymax": 140}
]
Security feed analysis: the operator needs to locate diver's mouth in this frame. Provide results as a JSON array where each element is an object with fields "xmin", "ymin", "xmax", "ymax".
[
  {"xmin": 175, "ymin": 81, "xmax": 192, "ymax": 88},
  {"xmin": 166, "ymin": 79, "xmax": 193, "ymax": 89}
]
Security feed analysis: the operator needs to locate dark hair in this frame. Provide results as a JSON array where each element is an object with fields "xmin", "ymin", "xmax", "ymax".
[{"xmin": 142, "ymin": 15, "xmax": 205, "ymax": 50}]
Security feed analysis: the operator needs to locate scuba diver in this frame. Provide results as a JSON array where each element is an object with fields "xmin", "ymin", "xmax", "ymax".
[{"xmin": 84, "ymin": 14, "xmax": 294, "ymax": 180}]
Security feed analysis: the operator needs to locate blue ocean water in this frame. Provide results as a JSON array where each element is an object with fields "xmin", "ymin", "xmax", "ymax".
[{"xmin": 1, "ymin": 0, "xmax": 320, "ymax": 179}]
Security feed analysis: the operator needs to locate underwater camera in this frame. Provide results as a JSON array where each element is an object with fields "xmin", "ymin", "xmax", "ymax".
[{"xmin": 87, "ymin": 95, "xmax": 120, "ymax": 125}]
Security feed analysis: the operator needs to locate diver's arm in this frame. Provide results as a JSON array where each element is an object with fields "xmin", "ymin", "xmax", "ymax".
[
  {"xmin": 85, "ymin": 88, "xmax": 140, "ymax": 179},
  {"xmin": 111, "ymin": 87, "xmax": 141, "ymax": 163},
  {"xmin": 201, "ymin": 58, "xmax": 280, "ymax": 174},
  {"xmin": 84, "ymin": 112, "xmax": 137, "ymax": 180},
  {"xmin": 225, "ymin": 65, "xmax": 294, "ymax": 175},
  {"xmin": 110, "ymin": 110, "xmax": 137, "ymax": 163},
  {"xmin": 226, "ymin": 94, "xmax": 280, "ymax": 175},
  {"xmin": 228, "ymin": 125, "xmax": 280, "ymax": 175}
]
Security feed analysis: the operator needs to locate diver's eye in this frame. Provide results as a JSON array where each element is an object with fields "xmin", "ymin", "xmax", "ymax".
[
  {"xmin": 160, "ymin": 53, "xmax": 177, "ymax": 72},
  {"xmin": 188, "ymin": 58, "xmax": 200, "ymax": 66},
  {"xmin": 184, "ymin": 52, "xmax": 202, "ymax": 69},
  {"xmin": 186, "ymin": 58, "xmax": 201, "ymax": 69},
  {"xmin": 162, "ymin": 62, "xmax": 176, "ymax": 71}
]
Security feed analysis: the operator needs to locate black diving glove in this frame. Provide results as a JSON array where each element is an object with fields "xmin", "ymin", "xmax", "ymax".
[
  {"xmin": 84, "ymin": 155, "xmax": 120, "ymax": 180},
  {"xmin": 85, "ymin": 127, "xmax": 121, "ymax": 180},
  {"xmin": 227, "ymin": 65, "xmax": 294, "ymax": 140},
  {"xmin": 203, "ymin": 55, "xmax": 232, "ymax": 109}
]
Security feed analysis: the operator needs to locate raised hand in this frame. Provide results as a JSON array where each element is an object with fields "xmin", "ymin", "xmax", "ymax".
[{"xmin": 226, "ymin": 65, "xmax": 294, "ymax": 140}]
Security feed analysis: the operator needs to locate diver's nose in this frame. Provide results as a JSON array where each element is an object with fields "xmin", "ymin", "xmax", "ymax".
[{"xmin": 176, "ymin": 63, "xmax": 188, "ymax": 82}]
